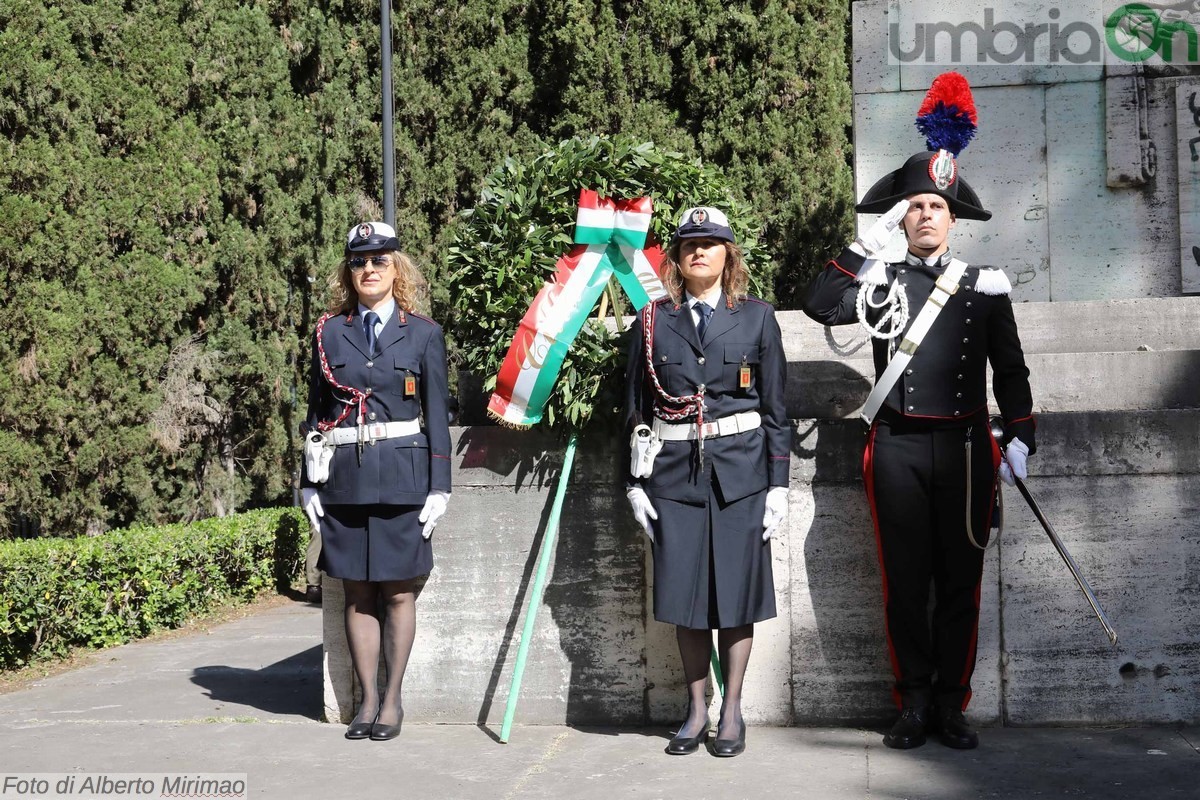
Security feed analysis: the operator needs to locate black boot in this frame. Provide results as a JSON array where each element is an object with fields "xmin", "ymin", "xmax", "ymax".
[
  {"xmin": 883, "ymin": 707, "xmax": 929, "ymax": 750},
  {"xmin": 937, "ymin": 707, "xmax": 979, "ymax": 749}
]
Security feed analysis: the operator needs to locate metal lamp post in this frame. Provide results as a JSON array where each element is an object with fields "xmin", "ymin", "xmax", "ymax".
[{"xmin": 380, "ymin": 0, "xmax": 395, "ymax": 227}]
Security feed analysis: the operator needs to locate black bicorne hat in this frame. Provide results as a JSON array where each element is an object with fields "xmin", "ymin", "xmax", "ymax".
[
  {"xmin": 857, "ymin": 72, "xmax": 991, "ymax": 222},
  {"xmin": 855, "ymin": 151, "xmax": 991, "ymax": 221}
]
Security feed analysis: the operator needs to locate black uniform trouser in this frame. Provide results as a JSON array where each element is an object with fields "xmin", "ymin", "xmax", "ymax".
[{"xmin": 863, "ymin": 411, "xmax": 1000, "ymax": 712}]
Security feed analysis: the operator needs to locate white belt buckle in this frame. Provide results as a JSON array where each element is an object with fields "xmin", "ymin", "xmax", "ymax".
[{"xmin": 367, "ymin": 422, "xmax": 387, "ymax": 441}]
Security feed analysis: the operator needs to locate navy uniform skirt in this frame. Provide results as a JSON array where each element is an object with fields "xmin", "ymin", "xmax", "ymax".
[
  {"xmin": 648, "ymin": 483, "xmax": 776, "ymax": 630},
  {"xmin": 318, "ymin": 504, "xmax": 432, "ymax": 582}
]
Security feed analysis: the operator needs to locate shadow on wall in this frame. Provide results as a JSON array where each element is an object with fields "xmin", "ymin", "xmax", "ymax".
[
  {"xmin": 462, "ymin": 427, "xmax": 645, "ymax": 735},
  {"xmin": 795, "ymin": 413, "xmax": 897, "ymax": 727},
  {"xmin": 542, "ymin": 436, "xmax": 647, "ymax": 728}
]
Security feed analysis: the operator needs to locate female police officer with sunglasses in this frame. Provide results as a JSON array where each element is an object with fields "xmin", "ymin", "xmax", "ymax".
[{"xmin": 300, "ymin": 221, "xmax": 452, "ymax": 741}]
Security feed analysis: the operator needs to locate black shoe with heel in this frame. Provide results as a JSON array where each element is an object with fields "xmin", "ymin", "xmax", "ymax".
[
  {"xmin": 345, "ymin": 708, "xmax": 378, "ymax": 740},
  {"xmin": 370, "ymin": 706, "xmax": 404, "ymax": 741},
  {"xmin": 711, "ymin": 717, "xmax": 746, "ymax": 758},
  {"xmin": 665, "ymin": 720, "xmax": 710, "ymax": 755}
]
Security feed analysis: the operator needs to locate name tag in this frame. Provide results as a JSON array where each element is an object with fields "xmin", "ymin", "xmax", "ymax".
[
  {"xmin": 404, "ymin": 374, "xmax": 417, "ymax": 396},
  {"xmin": 739, "ymin": 364, "xmax": 752, "ymax": 389}
]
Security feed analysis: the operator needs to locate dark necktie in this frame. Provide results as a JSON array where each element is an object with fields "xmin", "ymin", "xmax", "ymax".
[
  {"xmin": 694, "ymin": 302, "xmax": 713, "ymax": 342},
  {"xmin": 363, "ymin": 311, "xmax": 380, "ymax": 356}
]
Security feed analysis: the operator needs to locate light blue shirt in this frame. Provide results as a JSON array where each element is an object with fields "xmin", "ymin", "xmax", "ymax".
[
  {"xmin": 685, "ymin": 291, "xmax": 722, "ymax": 330},
  {"xmin": 357, "ymin": 298, "xmax": 396, "ymax": 337}
]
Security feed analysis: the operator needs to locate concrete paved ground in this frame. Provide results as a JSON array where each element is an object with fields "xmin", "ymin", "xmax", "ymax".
[{"xmin": 1, "ymin": 601, "xmax": 1197, "ymax": 800}]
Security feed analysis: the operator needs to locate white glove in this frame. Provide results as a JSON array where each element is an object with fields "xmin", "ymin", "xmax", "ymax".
[
  {"xmin": 998, "ymin": 438, "xmax": 1030, "ymax": 486},
  {"xmin": 626, "ymin": 487, "xmax": 658, "ymax": 544},
  {"xmin": 418, "ymin": 491, "xmax": 450, "ymax": 539},
  {"xmin": 762, "ymin": 486, "xmax": 788, "ymax": 542},
  {"xmin": 850, "ymin": 199, "xmax": 909, "ymax": 256},
  {"xmin": 301, "ymin": 487, "xmax": 324, "ymax": 532}
]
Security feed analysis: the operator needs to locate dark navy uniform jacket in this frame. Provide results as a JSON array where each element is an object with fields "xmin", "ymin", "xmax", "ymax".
[
  {"xmin": 302, "ymin": 308, "xmax": 452, "ymax": 505},
  {"xmin": 803, "ymin": 246, "xmax": 1036, "ymax": 451},
  {"xmin": 624, "ymin": 294, "xmax": 790, "ymax": 504}
]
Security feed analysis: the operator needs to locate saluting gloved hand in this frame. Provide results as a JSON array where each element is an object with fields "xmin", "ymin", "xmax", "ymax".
[
  {"xmin": 626, "ymin": 486, "xmax": 658, "ymax": 544},
  {"xmin": 999, "ymin": 438, "xmax": 1030, "ymax": 486},
  {"xmin": 850, "ymin": 199, "xmax": 910, "ymax": 257},
  {"xmin": 762, "ymin": 486, "xmax": 789, "ymax": 542},
  {"xmin": 301, "ymin": 487, "xmax": 324, "ymax": 532},
  {"xmin": 419, "ymin": 491, "xmax": 450, "ymax": 539}
]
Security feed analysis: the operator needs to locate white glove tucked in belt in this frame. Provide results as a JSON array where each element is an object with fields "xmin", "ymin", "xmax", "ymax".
[{"xmin": 762, "ymin": 486, "xmax": 788, "ymax": 542}]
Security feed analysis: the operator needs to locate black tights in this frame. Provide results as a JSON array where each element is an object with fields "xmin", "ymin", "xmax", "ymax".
[
  {"xmin": 343, "ymin": 578, "xmax": 422, "ymax": 727},
  {"xmin": 675, "ymin": 624, "xmax": 753, "ymax": 740}
]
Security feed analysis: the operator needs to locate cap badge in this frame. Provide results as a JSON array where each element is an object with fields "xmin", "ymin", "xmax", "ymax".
[
  {"xmin": 357, "ymin": 223, "xmax": 373, "ymax": 239},
  {"xmin": 928, "ymin": 151, "xmax": 957, "ymax": 191},
  {"xmin": 691, "ymin": 209, "xmax": 707, "ymax": 225}
]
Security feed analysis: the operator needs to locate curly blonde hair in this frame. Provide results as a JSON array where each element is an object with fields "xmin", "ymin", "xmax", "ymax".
[
  {"xmin": 327, "ymin": 250, "xmax": 428, "ymax": 315},
  {"xmin": 658, "ymin": 240, "xmax": 750, "ymax": 306}
]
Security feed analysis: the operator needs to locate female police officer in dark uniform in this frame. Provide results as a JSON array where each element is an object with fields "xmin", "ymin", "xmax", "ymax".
[
  {"xmin": 624, "ymin": 207, "xmax": 790, "ymax": 757},
  {"xmin": 301, "ymin": 221, "xmax": 452, "ymax": 741}
]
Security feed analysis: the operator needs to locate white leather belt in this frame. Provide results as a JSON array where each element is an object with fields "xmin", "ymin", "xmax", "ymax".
[
  {"xmin": 652, "ymin": 411, "xmax": 761, "ymax": 441},
  {"xmin": 324, "ymin": 419, "xmax": 421, "ymax": 445}
]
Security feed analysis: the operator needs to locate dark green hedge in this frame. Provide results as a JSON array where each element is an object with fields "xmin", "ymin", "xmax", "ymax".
[
  {"xmin": 0, "ymin": 0, "xmax": 852, "ymax": 537},
  {"xmin": 0, "ymin": 508, "xmax": 306, "ymax": 670}
]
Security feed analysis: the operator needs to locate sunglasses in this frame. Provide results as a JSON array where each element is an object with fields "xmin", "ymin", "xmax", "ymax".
[{"xmin": 348, "ymin": 255, "xmax": 391, "ymax": 271}]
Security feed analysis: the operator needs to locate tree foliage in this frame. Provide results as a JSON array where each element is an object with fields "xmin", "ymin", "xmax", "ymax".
[{"xmin": 0, "ymin": 0, "xmax": 852, "ymax": 536}]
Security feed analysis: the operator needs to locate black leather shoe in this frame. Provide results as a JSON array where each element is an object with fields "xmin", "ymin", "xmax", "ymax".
[
  {"xmin": 937, "ymin": 707, "xmax": 979, "ymax": 749},
  {"xmin": 305, "ymin": 585, "xmax": 322, "ymax": 604},
  {"xmin": 345, "ymin": 711, "xmax": 375, "ymax": 740},
  {"xmin": 711, "ymin": 719, "xmax": 746, "ymax": 758},
  {"xmin": 665, "ymin": 721, "xmax": 709, "ymax": 755},
  {"xmin": 370, "ymin": 708, "xmax": 404, "ymax": 741},
  {"xmin": 883, "ymin": 707, "xmax": 929, "ymax": 749}
]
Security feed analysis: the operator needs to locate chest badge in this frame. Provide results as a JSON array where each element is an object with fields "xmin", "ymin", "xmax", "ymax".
[
  {"xmin": 404, "ymin": 373, "xmax": 417, "ymax": 396},
  {"xmin": 738, "ymin": 356, "xmax": 752, "ymax": 389}
]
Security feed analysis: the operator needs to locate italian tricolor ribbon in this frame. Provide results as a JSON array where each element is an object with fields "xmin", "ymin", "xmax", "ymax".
[{"xmin": 487, "ymin": 189, "xmax": 668, "ymax": 428}]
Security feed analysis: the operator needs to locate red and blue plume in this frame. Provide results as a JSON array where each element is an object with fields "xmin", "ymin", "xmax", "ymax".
[{"xmin": 915, "ymin": 72, "xmax": 977, "ymax": 157}]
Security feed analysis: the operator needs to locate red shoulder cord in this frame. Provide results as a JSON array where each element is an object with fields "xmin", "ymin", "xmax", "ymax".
[
  {"xmin": 314, "ymin": 311, "xmax": 368, "ymax": 432},
  {"xmin": 642, "ymin": 301, "xmax": 705, "ymax": 438}
]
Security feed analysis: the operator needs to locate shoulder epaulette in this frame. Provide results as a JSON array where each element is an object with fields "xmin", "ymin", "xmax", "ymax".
[{"xmin": 972, "ymin": 267, "xmax": 1012, "ymax": 296}]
